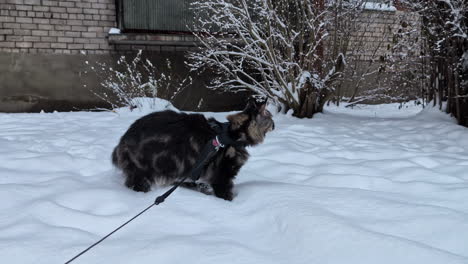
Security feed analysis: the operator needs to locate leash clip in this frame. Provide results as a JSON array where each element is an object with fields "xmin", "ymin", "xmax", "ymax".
[{"xmin": 213, "ymin": 136, "xmax": 225, "ymax": 150}]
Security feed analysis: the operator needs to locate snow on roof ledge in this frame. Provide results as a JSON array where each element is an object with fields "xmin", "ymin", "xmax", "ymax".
[{"xmin": 363, "ymin": 2, "xmax": 397, "ymax": 12}]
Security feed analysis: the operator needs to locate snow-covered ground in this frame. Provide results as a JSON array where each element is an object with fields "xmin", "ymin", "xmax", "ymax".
[{"xmin": 1, "ymin": 100, "xmax": 467, "ymax": 264}]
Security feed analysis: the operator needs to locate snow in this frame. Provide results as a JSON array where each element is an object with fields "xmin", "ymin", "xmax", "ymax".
[
  {"xmin": 108, "ymin": 28, "xmax": 121, "ymax": 35},
  {"xmin": 363, "ymin": 2, "xmax": 397, "ymax": 12},
  {"xmin": 1, "ymin": 100, "xmax": 468, "ymax": 264},
  {"xmin": 462, "ymin": 50, "xmax": 468, "ymax": 71}
]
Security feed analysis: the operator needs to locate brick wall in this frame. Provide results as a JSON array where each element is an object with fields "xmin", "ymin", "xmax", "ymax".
[
  {"xmin": 334, "ymin": 9, "xmax": 423, "ymax": 103},
  {"xmin": 0, "ymin": 0, "xmax": 116, "ymax": 54},
  {"xmin": 0, "ymin": 0, "xmax": 229, "ymax": 113},
  {"xmin": 348, "ymin": 10, "xmax": 421, "ymax": 61}
]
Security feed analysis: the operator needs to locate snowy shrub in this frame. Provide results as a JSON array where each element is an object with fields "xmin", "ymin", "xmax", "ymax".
[
  {"xmin": 86, "ymin": 50, "xmax": 191, "ymax": 110},
  {"xmin": 189, "ymin": 0, "xmax": 351, "ymax": 118}
]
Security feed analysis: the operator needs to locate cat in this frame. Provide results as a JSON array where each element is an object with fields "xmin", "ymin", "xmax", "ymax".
[{"xmin": 112, "ymin": 99, "xmax": 275, "ymax": 201}]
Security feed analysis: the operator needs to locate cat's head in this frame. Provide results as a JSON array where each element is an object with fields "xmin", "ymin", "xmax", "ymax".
[{"xmin": 227, "ymin": 98, "xmax": 275, "ymax": 145}]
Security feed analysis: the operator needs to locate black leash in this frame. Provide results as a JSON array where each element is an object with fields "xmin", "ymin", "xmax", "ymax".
[
  {"xmin": 64, "ymin": 203, "xmax": 156, "ymax": 264},
  {"xmin": 65, "ymin": 122, "xmax": 242, "ymax": 264}
]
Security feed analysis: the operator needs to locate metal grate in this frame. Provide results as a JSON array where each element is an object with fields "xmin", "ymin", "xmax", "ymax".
[{"xmin": 120, "ymin": 0, "xmax": 195, "ymax": 32}]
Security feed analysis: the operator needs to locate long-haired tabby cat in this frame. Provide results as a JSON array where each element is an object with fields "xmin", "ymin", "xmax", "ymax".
[{"xmin": 112, "ymin": 100, "xmax": 275, "ymax": 201}]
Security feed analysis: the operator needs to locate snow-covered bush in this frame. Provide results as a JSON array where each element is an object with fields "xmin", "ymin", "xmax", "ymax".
[
  {"xmin": 86, "ymin": 50, "xmax": 191, "ymax": 110},
  {"xmin": 189, "ymin": 0, "xmax": 349, "ymax": 118}
]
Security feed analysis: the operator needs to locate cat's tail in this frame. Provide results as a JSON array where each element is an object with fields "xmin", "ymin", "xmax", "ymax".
[{"xmin": 111, "ymin": 143, "xmax": 131, "ymax": 170}]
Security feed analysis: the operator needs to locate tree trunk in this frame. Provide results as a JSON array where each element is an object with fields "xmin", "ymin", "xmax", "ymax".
[
  {"xmin": 294, "ymin": 82, "xmax": 328, "ymax": 118},
  {"xmin": 446, "ymin": 63, "xmax": 452, "ymax": 114},
  {"xmin": 454, "ymin": 72, "xmax": 462, "ymax": 125}
]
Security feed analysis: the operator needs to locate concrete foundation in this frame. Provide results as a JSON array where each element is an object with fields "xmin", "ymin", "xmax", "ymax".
[{"xmin": 0, "ymin": 51, "xmax": 249, "ymax": 112}]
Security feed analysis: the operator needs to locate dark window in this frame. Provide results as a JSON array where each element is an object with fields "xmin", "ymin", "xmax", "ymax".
[{"xmin": 117, "ymin": 0, "xmax": 195, "ymax": 33}]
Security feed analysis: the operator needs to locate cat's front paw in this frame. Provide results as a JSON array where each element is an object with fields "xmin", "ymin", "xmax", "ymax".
[
  {"xmin": 130, "ymin": 178, "xmax": 151, "ymax": 192},
  {"xmin": 214, "ymin": 190, "xmax": 233, "ymax": 201},
  {"xmin": 212, "ymin": 183, "xmax": 234, "ymax": 201}
]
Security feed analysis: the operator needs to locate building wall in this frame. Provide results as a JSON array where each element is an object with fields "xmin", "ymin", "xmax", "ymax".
[
  {"xmin": 348, "ymin": 10, "xmax": 421, "ymax": 60},
  {"xmin": 335, "ymin": 9, "xmax": 423, "ymax": 103},
  {"xmin": 0, "ymin": 0, "xmax": 116, "ymax": 54},
  {"xmin": 0, "ymin": 0, "xmax": 249, "ymax": 112}
]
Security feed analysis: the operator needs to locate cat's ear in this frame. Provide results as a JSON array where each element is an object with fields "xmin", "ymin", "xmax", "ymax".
[
  {"xmin": 244, "ymin": 97, "xmax": 258, "ymax": 113},
  {"xmin": 254, "ymin": 99, "xmax": 271, "ymax": 117},
  {"xmin": 258, "ymin": 101, "xmax": 267, "ymax": 115},
  {"xmin": 244, "ymin": 97, "xmax": 270, "ymax": 114}
]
